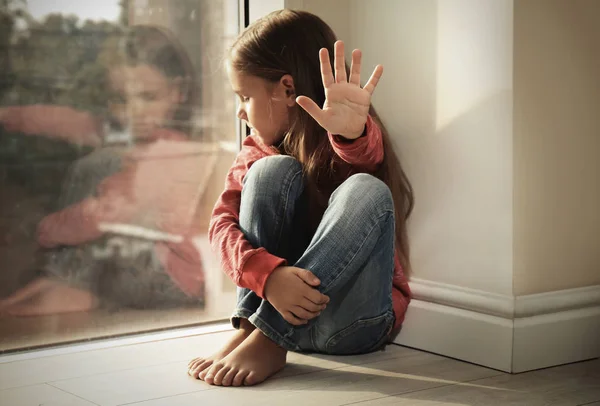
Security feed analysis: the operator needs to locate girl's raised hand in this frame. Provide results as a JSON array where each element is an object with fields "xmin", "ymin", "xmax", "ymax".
[{"xmin": 296, "ymin": 40, "xmax": 383, "ymax": 140}]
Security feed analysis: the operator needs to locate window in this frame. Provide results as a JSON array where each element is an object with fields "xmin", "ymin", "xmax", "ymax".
[{"xmin": 0, "ymin": 0, "xmax": 240, "ymax": 353}]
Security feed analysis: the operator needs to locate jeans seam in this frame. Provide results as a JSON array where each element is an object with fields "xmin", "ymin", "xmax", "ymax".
[
  {"xmin": 321, "ymin": 209, "xmax": 394, "ymax": 294},
  {"xmin": 274, "ymin": 167, "xmax": 303, "ymax": 254},
  {"xmin": 326, "ymin": 310, "xmax": 395, "ymax": 354},
  {"xmin": 250, "ymin": 313, "xmax": 299, "ymax": 352}
]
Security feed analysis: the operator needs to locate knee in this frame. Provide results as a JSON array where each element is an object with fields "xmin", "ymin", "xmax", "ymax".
[
  {"xmin": 243, "ymin": 155, "xmax": 302, "ymax": 195},
  {"xmin": 330, "ymin": 173, "xmax": 394, "ymax": 215}
]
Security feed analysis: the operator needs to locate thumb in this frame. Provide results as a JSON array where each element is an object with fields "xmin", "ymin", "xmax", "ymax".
[
  {"xmin": 295, "ymin": 268, "xmax": 320, "ymax": 287},
  {"xmin": 296, "ymin": 96, "xmax": 325, "ymax": 126}
]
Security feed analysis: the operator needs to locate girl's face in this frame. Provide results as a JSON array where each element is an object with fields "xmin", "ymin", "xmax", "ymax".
[
  {"xmin": 108, "ymin": 64, "xmax": 183, "ymax": 140},
  {"xmin": 227, "ymin": 64, "xmax": 295, "ymax": 146}
]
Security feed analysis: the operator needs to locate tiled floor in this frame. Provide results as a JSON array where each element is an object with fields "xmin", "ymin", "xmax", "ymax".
[{"xmin": 0, "ymin": 328, "xmax": 598, "ymax": 406}]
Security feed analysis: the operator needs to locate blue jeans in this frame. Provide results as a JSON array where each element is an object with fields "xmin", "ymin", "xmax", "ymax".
[{"xmin": 233, "ymin": 156, "xmax": 396, "ymax": 355}]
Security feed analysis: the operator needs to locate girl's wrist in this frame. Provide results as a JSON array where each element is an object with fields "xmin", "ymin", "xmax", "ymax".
[{"xmin": 338, "ymin": 124, "xmax": 367, "ymax": 141}]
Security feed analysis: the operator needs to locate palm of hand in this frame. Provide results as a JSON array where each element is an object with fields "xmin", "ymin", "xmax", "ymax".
[
  {"xmin": 320, "ymin": 82, "xmax": 371, "ymax": 138},
  {"xmin": 296, "ymin": 40, "xmax": 383, "ymax": 140}
]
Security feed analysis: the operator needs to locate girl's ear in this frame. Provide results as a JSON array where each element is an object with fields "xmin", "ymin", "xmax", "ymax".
[{"xmin": 280, "ymin": 74, "xmax": 296, "ymax": 107}]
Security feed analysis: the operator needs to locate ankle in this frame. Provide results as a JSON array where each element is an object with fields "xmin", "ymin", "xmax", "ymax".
[{"xmin": 238, "ymin": 318, "xmax": 255, "ymax": 333}]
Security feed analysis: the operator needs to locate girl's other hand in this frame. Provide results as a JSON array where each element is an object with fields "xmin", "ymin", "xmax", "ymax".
[
  {"xmin": 296, "ymin": 40, "xmax": 383, "ymax": 140},
  {"xmin": 264, "ymin": 266, "xmax": 330, "ymax": 326}
]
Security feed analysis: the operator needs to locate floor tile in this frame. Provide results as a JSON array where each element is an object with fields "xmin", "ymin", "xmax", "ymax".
[
  {"xmin": 353, "ymin": 358, "xmax": 600, "ymax": 406},
  {"xmin": 0, "ymin": 383, "xmax": 97, "ymax": 406},
  {"xmin": 50, "ymin": 361, "xmax": 206, "ymax": 406},
  {"xmin": 0, "ymin": 330, "xmax": 234, "ymax": 390}
]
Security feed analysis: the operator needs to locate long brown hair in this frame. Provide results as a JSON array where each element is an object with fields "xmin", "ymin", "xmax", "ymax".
[{"xmin": 230, "ymin": 10, "xmax": 414, "ymax": 273}]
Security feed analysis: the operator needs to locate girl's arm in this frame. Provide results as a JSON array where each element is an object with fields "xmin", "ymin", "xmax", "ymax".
[
  {"xmin": 208, "ymin": 141, "xmax": 287, "ymax": 299},
  {"xmin": 327, "ymin": 114, "xmax": 383, "ymax": 172},
  {"xmin": 0, "ymin": 105, "xmax": 102, "ymax": 147},
  {"xmin": 37, "ymin": 169, "xmax": 137, "ymax": 248}
]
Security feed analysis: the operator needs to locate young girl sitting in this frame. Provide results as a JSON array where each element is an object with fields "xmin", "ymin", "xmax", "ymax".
[{"xmin": 188, "ymin": 10, "xmax": 413, "ymax": 387}]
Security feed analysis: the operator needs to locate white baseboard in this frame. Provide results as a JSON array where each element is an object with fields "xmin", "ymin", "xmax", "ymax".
[
  {"xmin": 512, "ymin": 306, "xmax": 600, "ymax": 373},
  {"xmin": 394, "ymin": 299, "xmax": 515, "ymax": 372},
  {"xmin": 394, "ymin": 279, "xmax": 600, "ymax": 373}
]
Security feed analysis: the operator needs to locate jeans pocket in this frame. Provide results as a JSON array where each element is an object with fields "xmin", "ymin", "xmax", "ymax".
[{"xmin": 324, "ymin": 311, "xmax": 395, "ymax": 355}]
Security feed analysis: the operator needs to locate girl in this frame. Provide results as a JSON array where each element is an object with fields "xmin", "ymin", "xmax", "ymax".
[
  {"xmin": 0, "ymin": 25, "xmax": 211, "ymax": 316},
  {"xmin": 187, "ymin": 10, "xmax": 413, "ymax": 387}
]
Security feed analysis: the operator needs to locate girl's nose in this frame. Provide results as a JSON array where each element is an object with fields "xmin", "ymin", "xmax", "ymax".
[{"xmin": 236, "ymin": 104, "xmax": 246, "ymax": 121}]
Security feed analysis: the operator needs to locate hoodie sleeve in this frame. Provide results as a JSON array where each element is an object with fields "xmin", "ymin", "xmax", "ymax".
[
  {"xmin": 208, "ymin": 138, "xmax": 286, "ymax": 299},
  {"xmin": 327, "ymin": 115, "xmax": 383, "ymax": 172}
]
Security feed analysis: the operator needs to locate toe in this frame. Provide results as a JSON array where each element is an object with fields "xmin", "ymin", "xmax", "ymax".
[
  {"xmin": 232, "ymin": 370, "xmax": 250, "ymax": 387},
  {"xmin": 244, "ymin": 371, "xmax": 258, "ymax": 386},
  {"xmin": 189, "ymin": 366, "xmax": 203, "ymax": 379},
  {"xmin": 190, "ymin": 360, "xmax": 214, "ymax": 379},
  {"xmin": 187, "ymin": 362, "xmax": 199, "ymax": 376},
  {"xmin": 187, "ymin": 358, "xmax": 204, "ymax": 373},
  {"xmin": 188, "ymin": 357, "xmax": 207, "ymax": 369},
  {"xmin": 205, "ymin": 363, "xmax": 223, "ymax": 385},
  {"xmin": 198, "ymin": 360, "xmax": 213, "ymax": 371},
  {"xmin": 188, "ymin": 357, "xmax": 202, "ymax": 368},
  {"xmin": 213, "ymin": 365, "xmax": 230, "ymax": 386},
  {"xmin": 222, "ymin": 368, "xmax": 238, "ymax": 387}
]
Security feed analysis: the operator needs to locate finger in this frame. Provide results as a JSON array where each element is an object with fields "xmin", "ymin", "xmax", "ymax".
[
  {"xmin": 301, "ymin": 298, "xmax": 324, "ymax": 313},
  {"xmin": 349, "ymin": 49, "xmax": 362, "ymax": 86},
  {"xmin": 334, "ymin": 40, "xmax": 347, "ymax": 83},
  {"xmin": 305, "ymin": 288, "xmax": 330, "ymax": 305},
  {"xmin": 296, "ymin": 96, "xmax": 326, "ymax": 126},
  {"xmin": 295, "ymin": 268, "xmax": 321, "ymax": 287},
  {"xmin": 364, "ymin": 64, "xmax": 384, "ymax": 95},
  {"xmin": 319, "ymin": 48, "xmax": 334, "ymax": 88},
  {"xmin": 285, "ymin": 311, "xmax": 307, "ymax": 325},
  {"xmin": 292, "ymin": 305, "xmax": 320, "ymax": 320}
]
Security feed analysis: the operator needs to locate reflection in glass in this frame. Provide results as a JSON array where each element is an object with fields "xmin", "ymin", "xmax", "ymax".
[{"xmin": 0, "ymin": 0, "xmax": 238, "ymax": 351}]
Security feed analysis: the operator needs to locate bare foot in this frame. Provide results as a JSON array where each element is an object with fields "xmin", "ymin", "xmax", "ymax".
[
  {"xmin": 204, "ymin": 328, "xmax": 287, "ymax": 387},
  {"xmin": 0, "ymin": 279, "xmax": 98, "ymax": 317},
  {"xmin": 188, "ymin": 319, "xmax": 255, "ymax": 380},
  {"xmin": 0, "ymin": 278, "xmax": 55, "ymax": 310}
]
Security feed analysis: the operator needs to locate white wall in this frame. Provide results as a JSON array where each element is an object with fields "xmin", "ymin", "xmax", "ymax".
[
  {"xmin": 513, "ymin": 0, "xmax": 600, "ymax": 295},
  {"xmin": 249, "ymin": 0, "xmax": 284, "ymax": 23}
]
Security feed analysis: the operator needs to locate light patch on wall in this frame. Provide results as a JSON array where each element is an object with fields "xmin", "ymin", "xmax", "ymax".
[{"xmin": 436, "ymin": 0, "xmax": 513, "ymax": 130}]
